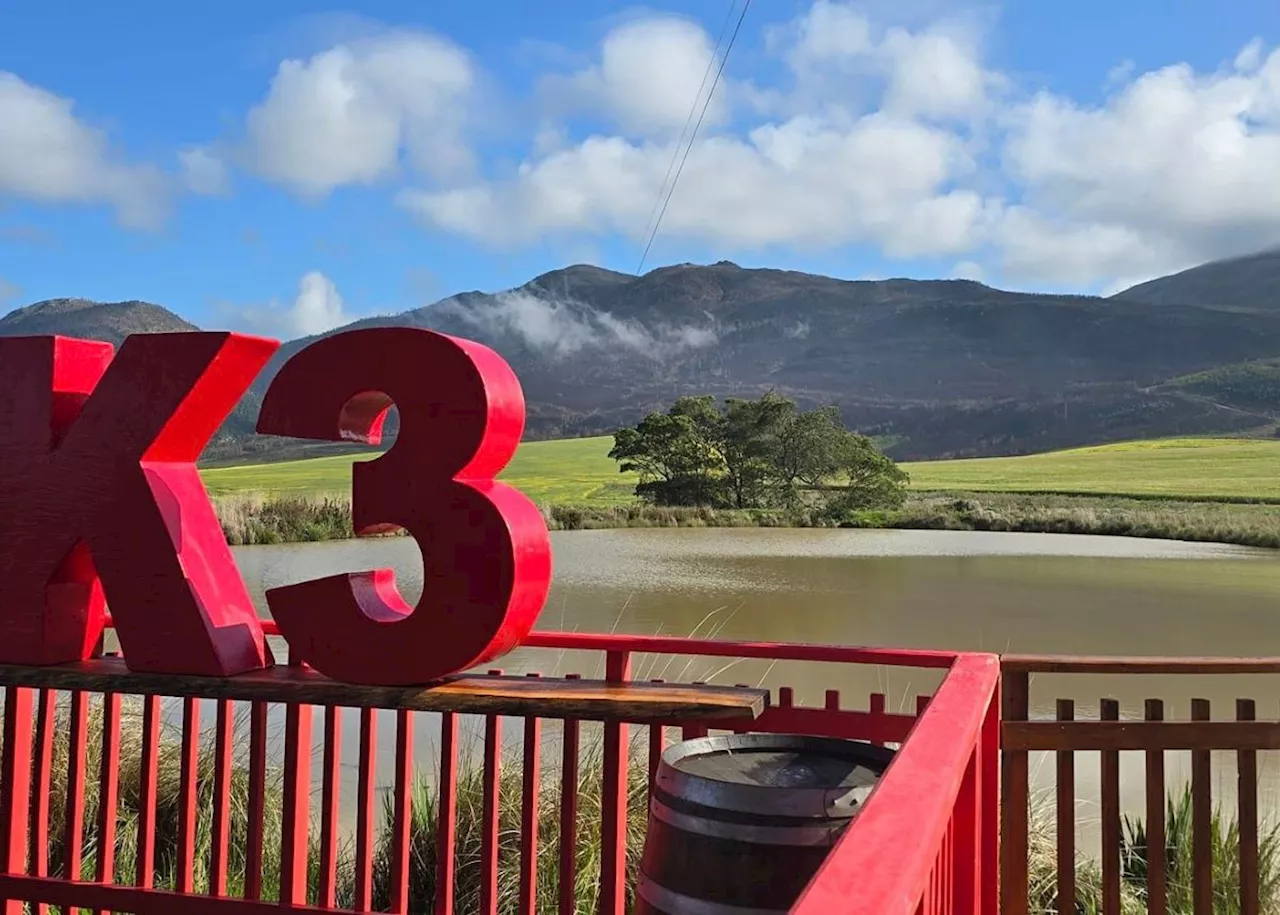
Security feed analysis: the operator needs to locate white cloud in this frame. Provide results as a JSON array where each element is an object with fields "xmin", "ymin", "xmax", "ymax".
[
  {"xmin": 179, "ymin": 147, "xmax": 230, "ymax": 195},
  {"xmin": 227, "ymin": 271, "xmax": 356, "ymax": 339},
  {"xmin": 389, "ymin": 2, "xmax": 1280, "ymax": 293},
  {"xmin": 437, "ymin": 289, "xmax": 717, "ymax": 360},
  {"xmin": 0, "ymin": 277, "xmax": 19, "ymax": 308},
  {"xmin": 400, "ymin": 3, "xmax": 1000, "ymax": 260},
  {"xmin": 998, "ymin": 41, "xmax": 1280, "ymax": 285},
  {"xmin": 951, "ymin": 260, "xmax": 984, "ymax": 281},
  {"xmin": 0, "ymin": 72, "xmax": 167, "ymax": 228},
  {"xmin": 543, "ymin": 16, "xmax": 728, "ymax": 136},
  {"xmin": 241, "ymin": 30, "xmax": 476, "ymax": 196},
  {"xmin": 402, "ymin": 116, "xmax": 994, "ymax": 256}
]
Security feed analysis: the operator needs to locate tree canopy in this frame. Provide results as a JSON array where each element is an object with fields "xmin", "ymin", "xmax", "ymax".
[{"xmin": 608, "ymin": 393, "xmax": 909, "ymax": 513}]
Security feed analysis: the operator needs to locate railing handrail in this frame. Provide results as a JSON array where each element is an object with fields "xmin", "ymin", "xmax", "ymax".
[
  {"xmin": 791, "ymin": 651, "xmax": 1000, "ymax": 915},
  {"xmin": 1003, "ymin": 653, "xmax": 1280, "ymax": 674},
  {"xmin": 100, "ymin": 612, "xmax": 962, "ymax": 669}
]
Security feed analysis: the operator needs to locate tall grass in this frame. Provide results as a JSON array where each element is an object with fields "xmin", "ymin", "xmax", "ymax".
[
  {"xmin": 213, "ymin": 491, "xmax": 1280, "ymax": 549},
  {"xmin": 13, "ymin": 699, "xmax": 649, "ymax": 913},
  {"xmin": 1027, "ymin": 786, "xmax": 1280, "ymax": 914}
]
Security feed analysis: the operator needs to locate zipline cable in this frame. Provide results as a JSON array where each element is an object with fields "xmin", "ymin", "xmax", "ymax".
[
  {"xmin": 634, "ymin": 0, "xmax": 740, "ymax": 263},
  {"xmin": 635, "ymin": 0, "xmax": 752, "ymax": 276}
]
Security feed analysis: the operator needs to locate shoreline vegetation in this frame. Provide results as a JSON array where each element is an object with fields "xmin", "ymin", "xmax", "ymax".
[{"xmin": 214, "ymin": 490, "xmax": 1280, "ymax": 550}]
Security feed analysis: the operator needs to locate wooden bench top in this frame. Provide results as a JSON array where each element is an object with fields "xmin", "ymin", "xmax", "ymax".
[{"xmin": 0, "ymin": 658, "xmax": 769, "ymax": 723}]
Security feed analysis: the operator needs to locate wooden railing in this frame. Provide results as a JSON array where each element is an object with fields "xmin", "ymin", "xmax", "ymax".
[
  {"xmin": 0, "ymin": 627, "xmax": 1001, "ymax": 914},
  {"xmin": 1000, "ymin": 655, "xmax": 1280, "ymax": 915}
]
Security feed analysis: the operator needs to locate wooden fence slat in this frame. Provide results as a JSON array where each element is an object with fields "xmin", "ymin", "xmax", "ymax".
[
  {"xmin": 1000, "ymin": 671, "xmax": 1030, "ymax": 915},
  {"xmin": 1145, "ymin": 699, "xmax": 1168, "ymax": 915},
  {"xmin": 1238, "ymin": 699, "xmax": 1259, "ymax": 915},
  {"xmin": 1191, "ymin": 698, "xmax": 1213, "ymax": 915},
  {"xmin": 1055, "ymin": 699, "xmax": 1075, "ymax": 913},
  {"xmin": 1100, "ymin": 699, "xmax": 1121, "ymax": 915}
]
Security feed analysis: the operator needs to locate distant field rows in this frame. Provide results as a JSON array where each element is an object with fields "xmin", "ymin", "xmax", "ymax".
[{"xmin": 200, "ymin": 435, "xmax": 1280, "ymax": 504}]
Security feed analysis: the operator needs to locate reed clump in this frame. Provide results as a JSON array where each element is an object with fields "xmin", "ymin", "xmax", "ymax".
[
  {"xmin": 1026, "ymin": 787, "xmax": 1280, "ymax": 914},
  {"xmin": 213, "ymin": 490, "xmax": 1280, "ymax": 549}
]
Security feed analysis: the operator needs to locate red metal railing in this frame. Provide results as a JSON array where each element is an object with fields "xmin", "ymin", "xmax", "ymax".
[{"xmin": 0, "ymin": 621, "xmax": 1000, "ymax": 914}]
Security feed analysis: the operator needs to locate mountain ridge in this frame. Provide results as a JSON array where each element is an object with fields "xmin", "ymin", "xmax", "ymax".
[{"xmin": 6, "ymin": 256, "xmax": 1280, "ymax": 462}]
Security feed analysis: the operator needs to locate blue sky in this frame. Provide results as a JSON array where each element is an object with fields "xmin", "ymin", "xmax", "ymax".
[{"xmin": 3, "ymin": 0, "xmax": 1280, "ymax": 337}]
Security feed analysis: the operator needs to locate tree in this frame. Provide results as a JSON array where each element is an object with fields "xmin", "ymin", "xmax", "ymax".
[{"xmin": 610, "ymin": 393, "xmax": 910, "ymax": 513}]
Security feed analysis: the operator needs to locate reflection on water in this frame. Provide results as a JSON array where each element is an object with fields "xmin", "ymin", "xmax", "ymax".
[{"xmin": 222, "ymin": 529, "xmax": 1280, "ymax": 834}]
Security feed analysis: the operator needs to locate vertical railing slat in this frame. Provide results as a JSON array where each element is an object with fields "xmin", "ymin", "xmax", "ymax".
[
  {"xmin": 600, "ymin": 651, "xmax": 633, "ymax": 915},
  {"xmin": 1145, "ymin": 699, "xmax": 1168, "ymax": 915},
  {"xmin": 209, "ymin": 698, "xmax": 234, "ymax": 898},
  {"xmin": 950, "ymin": 747, "xmax": 977, "ymax": 912},
  {"xmin": 391, "ymin": 708, "xmax": 414, "ymax": 915},
  {"xmin": 136, "ymin": 694, "xmax": 160, "ymax": 891},
  {"xmin": 980, "ymin": 682, "xmax": 1000, "ymax": 915},
  {"xmin": 29, "ymin": 689, "xmax": 54, "ymax": 915},
  {"xmin": 1191, "ymin": 698, "xmax": 1213, "ymax": 915},
  {"xmin": 999, "ymin": 670, "xmax": 1030, "ymax": 915},
  {"xmin": 318, "ymin": 704, "xmax": 342, "ymax": 908},
  {"xmin": 481, "ymin": 683, "xmax": 503, "ymax": 915},
  {"xmin": 176, "ymin": 696, "xmax": 200, "ymax": 894},
  {"xmin": 436, "ymin": 710, "xmax": 459, "ymax": 915},
  {"xmin": 519, "ymin": 677, "xmax": 543, "ymax": 915},
  {"xmin": 93, "ymin": 691, "xmax": 121, "ymax": 914},
  {"xmin": 244, "ymin": 700, "xmax": 268, "ymax": 901},
  {"xmin": 559, "ymin": 678, "xmax": 581, "ymax": 915},
  {"xmin": 1100, "ymin": 698, "xmax": 1121, "ymax": 915},
  {"xmin": 64, "ymin": 689, "xmax": 89, "ymax": 884},
  {"xmin": 355, "ymin": 707, "xmax": 378, "ymax": 913},
  {"xmin": 1238, "ymin": 698, "xmax": 1259, "ymax": 915},
  {"xmin": 0, "ymin": 686, "xmax": 34, "ymax": 915},
  {"xmin": 1055, "ymin": 699, "xmax": 1075, "ymax": 913},
  {"xmin": 869, "ymin": 692, "xmax": 886, "ymax": 747},
  {"xmin": 280, "ymin": 701, "xmax": 313, "ymax": 906}
]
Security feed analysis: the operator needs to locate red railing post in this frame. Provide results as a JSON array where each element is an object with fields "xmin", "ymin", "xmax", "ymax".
[
  {"xmin": 980, "ymin": 679, "xmax": 1001, "ymax": 915},
  {"xmin": 0, "ymin": 686, "xmax": 33, "ymax": 915},
  {"xmin": 600, "ymin": 650, "xmax": 633, "ymax": 915}
]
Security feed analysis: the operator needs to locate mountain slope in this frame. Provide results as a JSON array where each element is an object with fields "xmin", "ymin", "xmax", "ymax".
[
  {"xmin": 0, "ymin": 298, "xmax": 198, "ymax": 345},
  {"xmin": 1112, "ymin": 249, "xmax": 1280, "ymax": 310},
  {"xmin": 232, "ymin": 261, "xmax": 1280, "ymax": 460}
]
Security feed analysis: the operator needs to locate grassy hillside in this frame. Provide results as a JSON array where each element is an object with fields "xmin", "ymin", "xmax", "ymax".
[
  {"xmin": 202, "ymin": 434, "xmax": 1280, "ymax": 504},
  {"xmin": 904, "ymin": 438, "xmax": 1280, "ymax": 501}
]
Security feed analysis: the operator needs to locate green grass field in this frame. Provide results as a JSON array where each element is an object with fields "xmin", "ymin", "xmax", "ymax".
[
  {"xmin": 201, "ymin": 435, "xmax": 1280, "ymax": 504},
  {"xmin": 904, "ymin": 437, "xmax": 1280, "ymax": 501},
  {"xmin": 201, "ymin": 436, "xmax": 638, "ymax": 505}
]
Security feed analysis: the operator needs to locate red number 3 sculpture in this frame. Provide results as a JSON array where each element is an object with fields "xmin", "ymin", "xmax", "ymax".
[{"xmin": 256, "ymin": 328, "xmax": 553, "ymax": 685}]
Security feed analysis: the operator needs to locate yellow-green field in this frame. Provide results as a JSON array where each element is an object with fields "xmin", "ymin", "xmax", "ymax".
[
  {"xmin": 201, "ymin": 436, "xmax": 637, "ymax": 505},
  {"xmin": 201, "ymin": 435, "xmax": 1280, "ymax": 504},
  {"xmin": 904, "ymin": 438, "xmax": 1280, "ymax": 501}
]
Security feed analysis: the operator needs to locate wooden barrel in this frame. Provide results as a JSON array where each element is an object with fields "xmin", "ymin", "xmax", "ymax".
[{"xmin": 634, "ymin": 734, "xmax": 896, "ymax": 914}]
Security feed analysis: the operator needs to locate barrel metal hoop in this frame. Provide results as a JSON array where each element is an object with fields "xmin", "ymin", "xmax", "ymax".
[
  {"xmin": 649, "ymin": 796, "xmax": 845, "ymax": 847},
  {"xmin": 656, "ymin": 733, "xmax": 891, "ymax": 818},
  {"xmin": 637, "ymin": 878, "xmax": 786, "ymax": 915}
]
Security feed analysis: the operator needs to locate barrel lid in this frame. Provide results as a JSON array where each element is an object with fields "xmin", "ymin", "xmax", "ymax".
[{"xmin": 656, "ymin": 734, "xmax": 895, "ymax": 819}]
